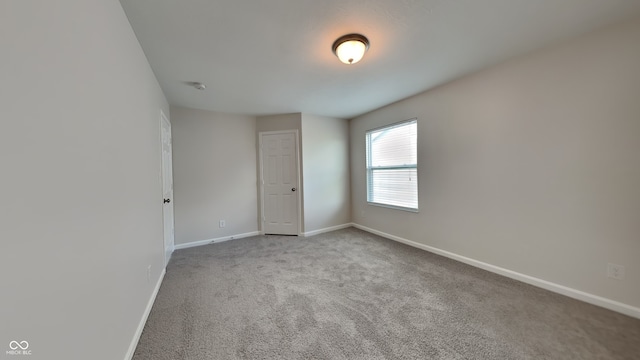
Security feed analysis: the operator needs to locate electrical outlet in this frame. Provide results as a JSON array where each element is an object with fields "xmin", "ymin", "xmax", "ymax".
[
  {"xmin": 607, "ymin": 263, "xmax": 625, "ymax": 280},
  {"xmin": 147, "ymin": 265, "xmax": 152, "ymax": 282},
  {"xmin": 219, "ymin": 220, "xmax": 226, "ymax": 228}
]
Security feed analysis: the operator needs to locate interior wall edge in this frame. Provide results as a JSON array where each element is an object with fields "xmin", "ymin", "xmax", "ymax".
[
  {"xmin": 302, "ymin": 223, "xmax": 354, "ymax": 237},
  {"xmin": 352, "ymin": 223, "xmax": 640, "ymax": 320},
  {"xmin": 174, "ymin": 231, "xmax": 262, "ymax": 251},
  {"xmin": 124, "ymin": 268, "xmax": 166, "ymax": 360}
]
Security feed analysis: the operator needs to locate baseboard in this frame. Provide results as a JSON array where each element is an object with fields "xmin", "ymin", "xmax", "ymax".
[
  {"xmin": 174, "ymin": 231, "xmax": 261, "ymax": 250},
  {"xmin": 125, "ymin": 267, "xmax": 166, "ymax": 360},
  {"xmin": 303, "ymin": 223, "xmax": 354, "ymax": 237},
  {"xmin": 352, "ymin": 223, "xmax": 640, "ymax": 320}
]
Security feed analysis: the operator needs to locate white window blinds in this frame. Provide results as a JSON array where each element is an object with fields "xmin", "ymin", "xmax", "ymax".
[{"xmin": 366, "ymin": 119, "xmax": 418, "ymax": 211}]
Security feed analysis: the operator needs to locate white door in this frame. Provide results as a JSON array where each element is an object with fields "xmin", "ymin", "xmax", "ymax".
[
  {"xmin": 260, "ymin": 131, "xmax": 300, "ymax": 235},
  {"xmin": 160, "ymin": 111, "xmax": 175, "ymax": 266}
]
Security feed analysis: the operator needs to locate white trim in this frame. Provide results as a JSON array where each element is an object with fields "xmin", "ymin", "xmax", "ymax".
[
  {"xmin": 174, "ymin": 231, "xmax": 261, "ymax": 250},
  {"xmin": 352, "ymin": 223, "xmax": 640, "ymax": 319},
  {"xmin": 366, "ymin": 118, "xmax": 419, "ymax": 213},
  {"xmin": 125, "ymin": 268, "xmax": 166, "ymax": 360},
  {"xmin": 303, "ymin": 223, "xmax": 353, "ymax": 237}
]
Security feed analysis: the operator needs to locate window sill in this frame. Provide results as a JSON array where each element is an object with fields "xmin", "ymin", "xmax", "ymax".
[{"xmin": 367, "ymin": 202, "xmax": 419, "ymax": 213}]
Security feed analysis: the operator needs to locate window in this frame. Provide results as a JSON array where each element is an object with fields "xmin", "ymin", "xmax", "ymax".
[{"xmin": 366, "ymin": 119, "xmax": 418, "ymax": 211}]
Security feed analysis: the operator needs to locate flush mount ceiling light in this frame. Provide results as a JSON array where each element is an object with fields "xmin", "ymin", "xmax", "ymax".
[{"xmin": 332, "ymin": 33, "xmax": 370, "ymax": 65}]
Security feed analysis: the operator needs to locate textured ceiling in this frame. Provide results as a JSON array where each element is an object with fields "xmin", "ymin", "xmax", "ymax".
[{"xmin": 120, "ymin": 0, "xmax": 640, "ymax": 119}]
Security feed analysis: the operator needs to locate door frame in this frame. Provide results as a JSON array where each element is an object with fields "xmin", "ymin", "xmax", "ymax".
[
  {"xmin": 160, "ymin": 109, "xmax": 175, "ymax": 267},
  {"xmin": 258, "ymin": 130, "xmax": 302, "ymax": 236}
]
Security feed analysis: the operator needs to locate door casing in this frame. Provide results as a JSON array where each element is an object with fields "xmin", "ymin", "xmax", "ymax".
[
  {"xmin": 258, "ymin": 130, "xmax": 302, "ymax": 236},
  {"xmin": 160, "ymin": 110, "xmax": 175, "ymax": 266}
]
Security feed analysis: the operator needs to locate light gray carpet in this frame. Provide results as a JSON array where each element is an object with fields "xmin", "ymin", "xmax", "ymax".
[{"xmin": 133, "ymin": 228, "xmax": 640, "ymax": 359}]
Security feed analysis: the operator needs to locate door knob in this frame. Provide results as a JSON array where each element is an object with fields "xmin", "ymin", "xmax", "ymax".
[
  {"xmin": 164, "ymin": 198, "xmax": 171, "ymax": 203},
  {"xmin": 291, "ymin": 188, "xmax": 296, "ymax": 192}
]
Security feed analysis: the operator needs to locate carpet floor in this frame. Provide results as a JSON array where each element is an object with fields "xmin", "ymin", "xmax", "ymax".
[{"xmin": 133, "ymin": 227, "xmax": 640, "ymax": 359}]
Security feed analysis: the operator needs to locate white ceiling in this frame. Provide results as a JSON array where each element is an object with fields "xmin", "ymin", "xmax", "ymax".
[{"xmin": 120, "ymin": 0, "xmax": 640, "ymax": 119}]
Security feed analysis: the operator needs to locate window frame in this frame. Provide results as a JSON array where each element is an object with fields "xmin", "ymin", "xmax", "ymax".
[{"xmin": 365, "ymin": 118, "xmax": 419, "ymax": 213}]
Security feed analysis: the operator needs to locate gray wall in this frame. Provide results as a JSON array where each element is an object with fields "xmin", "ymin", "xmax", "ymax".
[
  {"xmin": 256, "ymin": 113, "xmax": 303, "ymax": 134},
  {"xmin": 1, "ymin": 1, "xmax": 170, "ymax": 359},
  {"xmin": 302, "ymin": 114, "xmax": 351, "ymax": 233},
  {"xmin": 171, "ymin": 111, "xmax": 351, "ymax": 241},
  {"xmin": 350, "ymin": 17, "xmax": 640, "ymax": 310},
  {"xmin": 171, "ymin": 106, "xmax": 258, "ymax": 244},
  {"xmin": 255, "ymin": 113, "xmax": 351, "ymax": 235}
]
